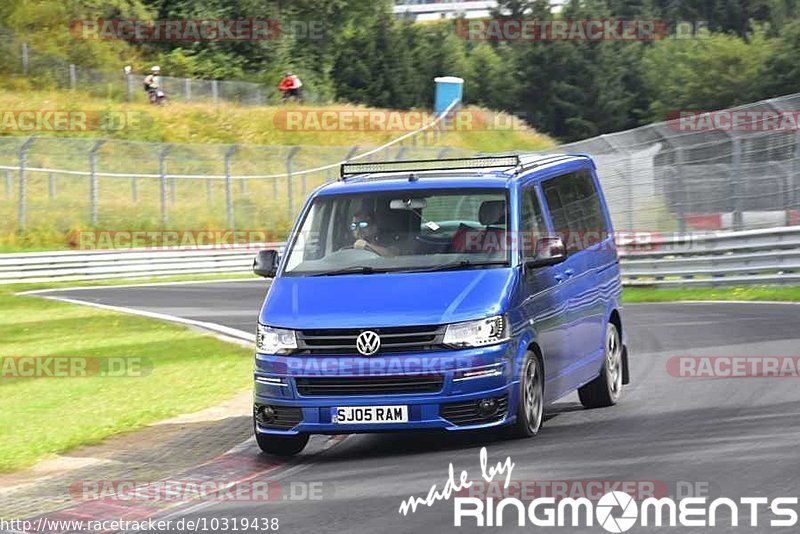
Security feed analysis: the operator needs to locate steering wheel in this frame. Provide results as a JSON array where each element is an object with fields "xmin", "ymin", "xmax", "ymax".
[{"xmin": 338, "ymin": 244, "xmax": 381, "ymax": 256}]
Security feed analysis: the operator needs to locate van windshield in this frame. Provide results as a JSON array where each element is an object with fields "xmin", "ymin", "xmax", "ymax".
[{"xmin": 283, "ymin": 188, "xmax": 511, "ymax": 276}]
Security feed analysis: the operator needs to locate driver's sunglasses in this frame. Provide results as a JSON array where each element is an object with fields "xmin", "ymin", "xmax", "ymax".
[{"xmin": 350, "ymin": 220, "xmax": 370, "ymax": 231}]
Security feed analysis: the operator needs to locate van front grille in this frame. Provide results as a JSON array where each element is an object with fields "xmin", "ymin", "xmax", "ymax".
[
  {"xmin": 295, "ymin": 375, "xmax": 444, "ymax": 396},
  {"xmin": 296, "ymin": 325, "xmax": 446, "ymax": 355}
]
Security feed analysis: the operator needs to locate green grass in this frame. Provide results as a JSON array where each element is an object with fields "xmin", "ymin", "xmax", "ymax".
[
  {"xmin": 0, "ymin": 90, "xmax": 555, "ymax": 149},
  {"xmin": 623, "ymin": 285, "xmax": 800, "ymax": 303},
  {"xmin": 0, "ymin": 286, "xmax": 253, "ymax": 473}
]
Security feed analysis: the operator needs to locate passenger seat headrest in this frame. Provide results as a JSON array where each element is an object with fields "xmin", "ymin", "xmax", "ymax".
[{"xmin": 479, "ymin": 200, "xmax": 507, "ymax": 226}]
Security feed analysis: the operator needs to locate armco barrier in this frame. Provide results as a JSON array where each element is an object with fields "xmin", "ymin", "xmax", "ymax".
[
  {"xmin": 1, "ymin": 227, "xmax": 799, "ymax": 286},
  {"xmin": 0, "ymin": 243, "xmax": 282, "ymax": 284},
  {"xmin": 619, "ymin": 226, "xmax": 800, "ymax": 287}
]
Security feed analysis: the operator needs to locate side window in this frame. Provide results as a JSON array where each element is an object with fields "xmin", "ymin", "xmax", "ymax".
[
  {"xmin": 542, "ymin": 169, "xmax": 608, "ymax": 253},
  {"xmin": 520, "ymin": 186, "xmax": 547, "ymax": 258}
]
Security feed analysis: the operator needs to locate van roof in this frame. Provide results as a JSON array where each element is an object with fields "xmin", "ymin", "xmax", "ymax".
[{"xmin": 315, "ymin": 153, "xmax": 592, "ymax": 196}]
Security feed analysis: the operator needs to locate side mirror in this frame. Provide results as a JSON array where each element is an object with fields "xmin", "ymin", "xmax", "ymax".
[
  {"xmin": 253, "ymin": 249, "xmax": 279, "ymax": 278},
  {"xmin": 525, "ymin": 236, "xmax": 567, "ymax": 268}
]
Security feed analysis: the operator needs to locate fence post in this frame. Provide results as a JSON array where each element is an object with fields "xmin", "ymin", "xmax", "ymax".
[
  {"xmin": 17, "ymin": 137, "xmax": 35, "ymax": 232},
  {"xmin": 170, "ymin": 175, "xmax": 177, "ymax": 203},
  {"xmin": 286, "ymin": 147, "xmax": 301, "ymax": 221},
  {"xmin": 211, "ymin": 80, "xmax": 219, "ymax": 104},
  {"xmin": 206, "ymin": 179, "xmax": 213, "ymax": 205},
  {"xmin": 48, "ymin": 172, "xmax": 56, "ymax": 199},
  {"xmin": 673, "ymin": 147, "xmax": 687, "ymax": 234},
  {"xmin": 126, "ymin": 73, "xmax": 134, "ymax": 102},
  {"xmin": 624, "ymin": 150, "xmax": 634, "ymax": 232},
  {"xmin": 224, "ymin": 145, "xmax": 238, "ymax": 230},
  {"xmin": 345, "ymin": 145, "xmax": 359, "ymax": 162},
  {"xmin": 793, "ymin": 129, "xmax": 800, "ymax": 225},
  {"xmin": 334, "ymin": 145, "xmax": 359, "ymax": 182},
  {"xmin": 69, "ymin": 64, "xmax": 77, "ymax": 90},
  {"xmin": 184, "ymin": 79, "xmax": 191, "ymax": 102},
  {"xmin": 89, "ymin": 140, "xmax": 105, "ymax": 226},
  {"xmin": 131, "ymin": 177, "xmax": 138, "ymax": 202},
  {"xmin": 394, "ymin": 147, "xmax": 407, "ymax": 161},
  {"xmin": 4, "ymin": 171, "xmax": 11, "ymax": 199},
  {"xmin": 21, "ymin": 43, "xmax": 29, "ymax": 76},
  {"xmin": 731, "ymin": 136, "xmax": 743, "ymax": 231},
  {"xmin": 159, "ymin": 145, "xmax": 172, "ymax": 226},
  {"xmin": 239, "ymin": 177, "xmax": 247, "ymax": 196}
]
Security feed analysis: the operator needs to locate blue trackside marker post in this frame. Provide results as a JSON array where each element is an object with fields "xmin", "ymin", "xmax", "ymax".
[
  {"xmin": 434, "ymin": 76, "xmax": 464, "ymax": 116},
  {"xmin": 434, "ymin": 76, "xmax": 464, "ymax": 140}
]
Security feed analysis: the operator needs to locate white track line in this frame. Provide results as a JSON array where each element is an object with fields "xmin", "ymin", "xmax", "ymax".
[
  {"xmin": 18, "ymin": 277, "xmax": 257, "ymax": 295},
  {"xmin": 33, "ymin": 294, "xmax": 254, "ymax": 346}
]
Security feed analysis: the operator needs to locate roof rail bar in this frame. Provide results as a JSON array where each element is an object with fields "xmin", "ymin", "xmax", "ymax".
[
  {"xmin": 516, "ymin": 154, "xmax": 578, "ymax": 174},
  {"xmin": 340, "ymin": 155, "xmax": 520, "ymax": 179}
]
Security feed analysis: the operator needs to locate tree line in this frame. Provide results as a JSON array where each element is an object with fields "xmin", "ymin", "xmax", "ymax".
[{"xmin": 3, "ymin": 0, "xmax": 800, "ymax": 142}]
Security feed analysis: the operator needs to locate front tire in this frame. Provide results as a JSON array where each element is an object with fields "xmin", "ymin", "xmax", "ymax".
[
  {"xmin": 509, "ymin": 352, "xmax": 544, "ymax": 438},
  {"xmin": 579, "ymin": 323, "xmax": 623, "ymax": 408},
  {"xmin": 255, "ymin": 429, "xmax": 309, "ymax": 456}
]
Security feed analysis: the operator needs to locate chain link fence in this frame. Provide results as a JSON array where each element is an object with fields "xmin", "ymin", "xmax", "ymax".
[
  {"xmin": 0, "ymin": 132, "xmax": 466, "ymax": 244},
  {"xmin": 555, "ymin": 93, "xmax": 800, "ymax": 233},
  {"xmin": 2, "ymin": 88, "xmax": 800, "ymax": 245}
]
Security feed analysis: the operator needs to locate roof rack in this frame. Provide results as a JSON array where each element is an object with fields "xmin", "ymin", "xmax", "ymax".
[{"xmin": 340, "ymin": 155, "xmax": 520, "ymax": 179}]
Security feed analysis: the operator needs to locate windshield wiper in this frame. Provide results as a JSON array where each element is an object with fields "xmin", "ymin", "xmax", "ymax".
[
  {"xmin": 310, "ymin": 266, "xmax": 387, "ymax": 276},
  {"xmin": 400, "ymin": 260, "xmax": 509, "ymax": 273}
]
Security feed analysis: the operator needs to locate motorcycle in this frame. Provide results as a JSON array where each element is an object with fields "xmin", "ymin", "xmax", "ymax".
[{"xmin": 147, "ymin": 88, "xmax": 168, "ymax": 106}]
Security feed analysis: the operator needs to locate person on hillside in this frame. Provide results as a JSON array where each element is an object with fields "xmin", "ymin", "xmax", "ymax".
[
  {"xmin": 143, "ymin": 66, "xmax": 161, "ymax": 92},
  {"xmin": 278, "ymin": 71, "xmax": 303, "ymax": 102},
  {"xmin": 143, "ymin": 66, "xmax": 167, "ymax": 105}
]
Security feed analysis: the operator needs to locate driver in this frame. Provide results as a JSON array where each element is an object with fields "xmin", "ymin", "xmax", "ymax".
[{"xmin": 351, "ymin": 211, "xmax": 398, "ymax": 257}]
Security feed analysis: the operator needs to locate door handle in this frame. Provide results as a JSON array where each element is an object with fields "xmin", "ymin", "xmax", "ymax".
[
  {"xmin": 554, "ymin": 273, "xmax": 565, "ymax": 283},
  {"xmin": 564, "ymin": 268, "xmax": 575, "ymax": 277}
]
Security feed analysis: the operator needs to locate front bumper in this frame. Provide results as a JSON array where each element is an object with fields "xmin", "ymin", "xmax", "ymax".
[{"xmin": 253, "ymin": 343, "xmax": 519, "ymax": 435}]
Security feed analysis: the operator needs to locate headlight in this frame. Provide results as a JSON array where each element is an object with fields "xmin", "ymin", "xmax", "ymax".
[
  {"xmin": 443, "ymin": 315, "xmax": 509, "ymax": 348},
  {"xmin": 256, "ymin": 324, "xmax": 297, "ymax": 354}
]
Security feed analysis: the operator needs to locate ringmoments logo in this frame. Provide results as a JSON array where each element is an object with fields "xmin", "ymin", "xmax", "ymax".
[{"xmin": 397, "ymin": 450, "xmax": 800, "ymax": 530}]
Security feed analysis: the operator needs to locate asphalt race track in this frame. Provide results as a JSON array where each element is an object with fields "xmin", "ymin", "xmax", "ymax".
[{"xmin": 35, "ymin": 280, "xmax": 800, "ymax": 533}]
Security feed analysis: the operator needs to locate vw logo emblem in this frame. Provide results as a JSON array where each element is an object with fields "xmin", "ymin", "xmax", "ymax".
[{"xmin": 356, "ymin": 330, "xmax": 381, "ymax": 356}]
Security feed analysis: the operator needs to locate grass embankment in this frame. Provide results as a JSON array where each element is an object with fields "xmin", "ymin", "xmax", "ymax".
[
  {"xmin": 0, "ymin": 90, "xmax": 554, "ymax": 150},
  {"xmin": 0, "ymin": 285, "xmax": 252, "ymax": 473},
  {"xmin": 622, "ymin": 285, "xmax": 800, "ymax": 303},
  {"xmin": 0, "ymin": 90, "xmax": 555, "ymax": 251}
]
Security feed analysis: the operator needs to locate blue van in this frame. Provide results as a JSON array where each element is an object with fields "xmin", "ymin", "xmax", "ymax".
[{"xmin": 252, "ymin": 154, "xmax": 629, "ymax": 455}]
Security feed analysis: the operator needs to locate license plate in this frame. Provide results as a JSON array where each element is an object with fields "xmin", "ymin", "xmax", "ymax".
[{"xmin": 331, "ymin": 406, "xmax": 408, "ymax": 424}]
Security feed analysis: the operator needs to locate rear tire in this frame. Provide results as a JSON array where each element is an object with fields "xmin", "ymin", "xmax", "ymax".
[
  {"xmin": 255, "ymin": 429, "xmax": 309, "ymax": 456},
  {"xmin": 509, "ymin": 352, "xmax": 544, "ymax": 438},
  {"xmin": 579, "ymin": 323, "xmax": 623, "ymax": 408}
]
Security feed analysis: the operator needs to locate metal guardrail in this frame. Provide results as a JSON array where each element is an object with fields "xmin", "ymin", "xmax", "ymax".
[
  {"xmin": 0, "ymin": 244, "xmax": 282, "ymax": 284},
  {"xmin": 2, "ymin": 227, "xmax": 799, "ymax": 286},
  {"xmin": 619, "ymin": 226, "xmax": 800, "ymax": 287}
]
